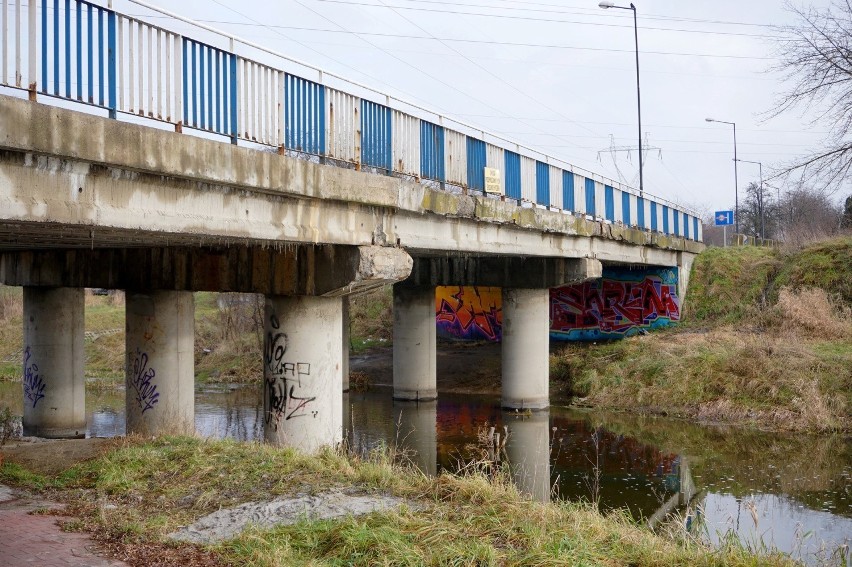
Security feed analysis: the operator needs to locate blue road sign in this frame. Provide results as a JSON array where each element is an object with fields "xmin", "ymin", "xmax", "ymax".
[{"xmin": 714, "ymin": 210, "xmax": 734, "ymax": 226}]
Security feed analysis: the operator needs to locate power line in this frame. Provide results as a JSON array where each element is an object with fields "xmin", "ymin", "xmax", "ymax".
[
  {"xmin": 114, "ymin": 13, "xmax": 775, "ymax": 61},
  {"xmin": 398, "ymin": 0, "xmax": 773, "ymax": 29},
  {"xmin": 359, "ymin": 0, "xmax": 776, "ymax": 31},
  {"xmin": 308, "ymin": 0, "xmax": 781, "ymax": 41}
]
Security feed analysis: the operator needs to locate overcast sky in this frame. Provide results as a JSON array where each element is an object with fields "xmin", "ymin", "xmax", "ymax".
[{"xmin": 118, "ymin": 0, "xmax": 842, "ymax": 216}]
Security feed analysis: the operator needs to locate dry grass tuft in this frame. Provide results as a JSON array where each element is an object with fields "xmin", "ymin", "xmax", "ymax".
[{"xmin": 776, "ymin": 286, "xmax": 852, "ymax": 339}]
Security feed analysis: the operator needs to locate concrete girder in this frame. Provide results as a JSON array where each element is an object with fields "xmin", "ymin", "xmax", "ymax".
[
  {"xmin": 400, "ymin": 256, "xmax": 602, "ymax": 289},
  {"xmin": 0, "ymin": 245, "xmax": 412, "ymax": 296}
]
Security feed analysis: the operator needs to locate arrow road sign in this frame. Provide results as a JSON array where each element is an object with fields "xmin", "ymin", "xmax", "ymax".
[{"xmin": 714, "ymin": 210, "xmax": 734, "ymax": 226}]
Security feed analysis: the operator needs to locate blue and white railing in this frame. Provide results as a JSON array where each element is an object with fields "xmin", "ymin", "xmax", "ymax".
[{"xmin": 0, "ymin": 0, "xmax": 703, "ymax": 242}]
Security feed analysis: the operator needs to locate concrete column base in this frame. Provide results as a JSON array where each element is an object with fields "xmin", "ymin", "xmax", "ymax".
[
  {"xmin": 264, "ymin": 295, "xmax": 343, "ymax": 452},
  {"xmin": 392, "ymin": 286, "xmax": 437, "ymax": 401},
  {"xmin": 125, "ymin": 291, "xmax": 195, "ymax": 436},
  {"xmin": 22, "ymin": 287, "xmax": 86, "ymax": 438},
  {"xmin": 501, "ymin": 288, "xmax": 549, "ymax": 410}
]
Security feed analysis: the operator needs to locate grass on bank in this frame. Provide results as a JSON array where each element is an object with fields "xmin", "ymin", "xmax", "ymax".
[
  {"xmin": 0, "ymin": 435, "xmax": 795, "ymax": 566},
  {"xmin": 552, "ymin": 237, "xmax": 852, "ymax": 432},
  {"xmin": 0, "ymin": 285, "xmax": 392, "ymax": 385}
]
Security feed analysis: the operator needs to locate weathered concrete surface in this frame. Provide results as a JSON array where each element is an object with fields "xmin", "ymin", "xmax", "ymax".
[
  {"xmin": 401, "ymin": 256, "xmax": 602, "ymax": 289},
  {"xmin": 125, "ymin": 291, "xmax": 195, "ymax": 436},
  {"xmin": 501, "ymin": 288, "xmax": 550, "ymax": 410},
  {"xmin": 0, "ymin": 95, "xmax": 703, "ymax": 267},
  {"xmin": 392, "ymin": 286, "xmax": 437, "ymax": 401},
  {"xmin": 263, "ymin": 295, "xmax": 343, "ymax": 452},
  {"xmin": 0, "ymin": 245, "xmax": 413, "ymax": 295},
  {"xmin": 169, "ymin": 491, "xmax": 412, "ymax": 545},
  {"xmin": 22, "ymin": 287, "xmax": 86, "ymax": 438}
]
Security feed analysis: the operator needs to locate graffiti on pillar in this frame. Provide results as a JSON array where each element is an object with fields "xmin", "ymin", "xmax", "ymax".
[
  {"xmin": 264, "ymin": 314, "xmax": 317, "ymax": 429},
  {"xmin": 23, "ymin": 346, "xmax": 46, "ymax": 408},
  {"xmin": 129, "ymin": 349, "xmax": 160, "ymax": 413},
  {"xmin": 436, "ymin": 286, "xmax": 502, "ymax": 341},
  {"xmin": 550, "ymin": 267, "xmax": 680, "ymax": 340},
  {"xmin": 434, "ymin": 268, "xmax": 680, "ymax": 342}
]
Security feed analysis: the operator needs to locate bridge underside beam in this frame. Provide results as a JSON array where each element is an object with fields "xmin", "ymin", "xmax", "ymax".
[
  {"xmin": 0, "ymin": 245, "xmax": 412, "ymax": 296},
  {"xmin": 400, "ymin": 255, "xmax": 603, "ymax": 289}
]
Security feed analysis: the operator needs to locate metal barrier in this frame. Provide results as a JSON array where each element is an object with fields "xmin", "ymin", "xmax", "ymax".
[{"xmin": 0, "ymin": 0, "xmax": 703, "ymax": 242}]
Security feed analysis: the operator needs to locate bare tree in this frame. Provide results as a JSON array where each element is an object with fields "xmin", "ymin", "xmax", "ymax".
[{"xmin": 769, "ymin": 1, "xmax": 852, "ymax": 192}]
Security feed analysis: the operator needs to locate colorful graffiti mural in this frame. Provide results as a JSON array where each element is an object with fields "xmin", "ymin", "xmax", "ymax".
[
  {"xmin": 435, "ymin": 267, "xmax": 680, "ymax": 342},
  {"xmin": 550, "ymin": 267, "xmax": 680, "ymax": 340},
  {"xmin": 436, "ymin": 286, "xmax": 503, "ymax": 341}
]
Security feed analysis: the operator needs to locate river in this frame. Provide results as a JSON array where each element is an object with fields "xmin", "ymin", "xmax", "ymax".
[{"xmin": 1, "ymin": 380, "xmax": 849, "ymax": 565}]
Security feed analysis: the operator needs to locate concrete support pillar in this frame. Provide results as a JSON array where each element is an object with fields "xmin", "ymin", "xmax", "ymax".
[
  {"xmin": 676, "ymin": 252, "xmax": 693, "ymax": 305},
  {"xmin": 125, "ymin": 291, "xmax": 195, "ymax": 436},
  {"xmin": 394, "ymin": 400, "xmax": 438, "ymax": 476},
  {"xmin": 342, "ymin": 297, "xmax": 350, "ymax": 392},
  {"xmin": 22, "ymin": 287, "xmax": 86, "ymax": 438},
  {"xmin": 263, "ymin": 295, "xmax": 343, "ymax": 452},
  {"xmin": 504, "ymin": 410, "xmax": 551, "ymax": 502},
  {"xmin": 392, "ymin": 285, "xmax": 436, "ymax": 401},
  {"xmin": 501, "ymin": 288, "xmax": 550, "ymax": 410}
]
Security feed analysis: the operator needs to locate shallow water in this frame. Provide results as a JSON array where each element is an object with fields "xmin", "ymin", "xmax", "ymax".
[{"xmin": 1, "ymin": 380, "xmax": 849, "ymax": 564}]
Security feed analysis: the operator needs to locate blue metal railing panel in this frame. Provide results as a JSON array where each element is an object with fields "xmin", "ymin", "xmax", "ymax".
[
  {"xmin": 12, "ymin": 0, "xmax": 701, "ymax": 242},
  {"xmin": 420, "ymin": 121, "xmax": 445, "ymax": 182},
  {"xmin": 183, "ymin": 38, "xmax": 235, "ymax": 139},
  {"xmin": 650, "ymin": 201, "xmax": 658, "ymax": 231},
  {"xmin": 563, "ymin": 171, "xmax": 574, "ymax": 211},
  {"xmin": 535, "ymin": 160, "xmax": 549, "ymax": 205},
  {"xmin": 284, "ymin": 74, "xmax": 325, "ymax": 155},
  {"xmin": 361, "ymin": 99, "xmax": 392, "ymax": 170},
  {"xmin": 585, "ymin": 178, "xmax": 596, "ymax": 216},
  {"xmin": 466, "ymin": 137, "xmax": 486, "ymax": 191},
  {"xmin": 37, "ymin": 0, "xmax": 115, "ymax": 112},
  {"xmin": 504, "ymin": 150, "xmax": 521, "ymax": 199},
  {"xmin": 604, "ymin": 185, "xmax": 614, "ymax": 222}
]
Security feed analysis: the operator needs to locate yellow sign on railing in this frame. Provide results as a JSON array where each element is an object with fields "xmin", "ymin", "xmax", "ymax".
[{"xmin": 484, "ymin": 167, "xmax": 502, "ymax": 195}]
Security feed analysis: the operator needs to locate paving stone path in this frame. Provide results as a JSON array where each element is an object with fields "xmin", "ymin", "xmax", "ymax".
[{"xmin": 0, "ymin": 484, "xmax": 126, "ymax": 567}]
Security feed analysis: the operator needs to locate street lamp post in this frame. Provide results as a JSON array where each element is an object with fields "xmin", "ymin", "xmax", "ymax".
[
  {"xmin": 705, "ymin": 118, "xmax": 739, "ymax": 235},
  {"xmin": 599, "ymin": 1, "xmax": 643, "ymax": 197},
  {"xmin": 735, "ymin": 158, "xmax": 764, "ymax": 240}
]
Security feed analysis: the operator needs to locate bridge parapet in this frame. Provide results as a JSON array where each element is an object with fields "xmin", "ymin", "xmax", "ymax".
[{"xmin": 0, "ymin": 0, "xmax": 703, "ymax": 245}]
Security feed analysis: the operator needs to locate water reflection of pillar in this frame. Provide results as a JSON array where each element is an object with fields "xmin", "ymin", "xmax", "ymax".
[
  {"xmin": 342, "ymin": 297, "xmax": 350, "ymax": 392},
  {"xmin": 394, "ymin": 400, "xmax": 438, "ymax": 477},
  {"xmin": 342, "ymin": 391, "xmax": 352, "ymax": 445},
  {"xmin": 504, "ymin": 410, "xmax": 551, "ymax": 503}
]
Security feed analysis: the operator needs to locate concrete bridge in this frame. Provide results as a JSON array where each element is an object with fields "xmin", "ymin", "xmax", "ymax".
[{"xmin": 0, "ymin": 0, "xmax": 703, "ymax": 452}]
